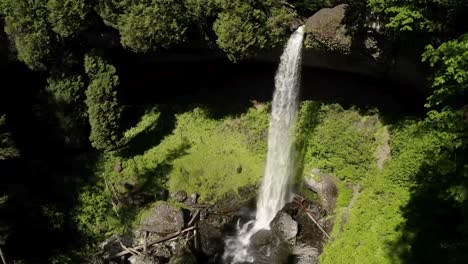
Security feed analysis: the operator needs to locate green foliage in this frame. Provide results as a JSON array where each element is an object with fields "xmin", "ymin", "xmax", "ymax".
[
  {"xmin": 123, "ymin": 108, "xmax": 160, "ymax": 141},
  {"xmin": 46, "ymin": 0, "xmax": 91, "ymax": 37},
  {"xmin": 41, "ymin": 205, "xmax": 65, "ymax": 230},
  {"xmin": 213, "ymin": 0, "xmax": 296, "ymax": 61},
  {"xmin": 73, "ymin": 184, "xmax": 111, "ymax": 239},
  {"xmin": 0, "ymin": 0, "xmax": 52, "ymax": 70},
  {"xmin": 320, "ymin": 178, "xmax": 409, "ymax": 264},
  {"xmin": 223, "ymin": 104, "xmax": 270, "ymax": 156},
  {"xmin": 303, "ymin": 104, "xmax": 382, "ymax": 183},
  {"xmin": 423, "ymin": 34, "xmax": 468, "ymax": 107},
  {"xmin": 0, "ymin": 114, "xmax": 19, "ymax": 160},
  {"xmin": 46, "ymin": 70, "xmax": 88, "ymax": 145},
  {"xmin": 97, "ymin": 0, "xmax": 189, "ymax": 52},
  {"xmin": 84, "ymin": 53, "xmax": 123, "ymax": 151},
  {"xmin": 367, "ymin": 0, "xmax": 467, "ymax": 34}
]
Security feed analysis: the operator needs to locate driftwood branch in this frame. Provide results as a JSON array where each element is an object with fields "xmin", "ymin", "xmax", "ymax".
[
  {"xmin": 120, "ymin": 242, "xmax": 141, "ymax": 256},
  {"xmin": 294, "ymin": 198, "xmax": 331, "ymax": 240},
  {"xmin": 0, "ymin": 247, "xmax": 7, "ymax": 264},
  {"xmin": 281, "ymin": 1, "xmax": 296, "ymax": 8},
  {"xmin": 111, "ymin": 226, "xmax": 196, "ymax": 258},
  {"xmin": 187, "ymin": 209, "xmax": 200, "ymax": 227}
]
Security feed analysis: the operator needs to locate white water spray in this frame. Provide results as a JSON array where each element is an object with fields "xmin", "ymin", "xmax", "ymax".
[{"xmin": 223, "ymin": 25, "xmax": 305, "ymax": 263}]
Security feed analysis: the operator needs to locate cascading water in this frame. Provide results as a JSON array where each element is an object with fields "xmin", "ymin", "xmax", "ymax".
[{"xmin": 223, "ymin": 25, "xmax": 305, "ymax": 264}]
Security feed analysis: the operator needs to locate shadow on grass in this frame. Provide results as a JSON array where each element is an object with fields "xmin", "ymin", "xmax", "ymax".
[
  {"xmin": 116, "ymin": 139, "xmax": 192, "ymax": 232},
  {"xmin": 389, "ymin": 138, "xmax": 468, "ymax": 263},
  {"xmin": 117, "ymin": 105, "xmax": 177, "ymax": 159}
]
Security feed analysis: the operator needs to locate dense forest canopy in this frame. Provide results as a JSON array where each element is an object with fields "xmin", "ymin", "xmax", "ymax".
[{"xmin": 0, "ymin": 0, "xmax": 467, "ymax": 263}]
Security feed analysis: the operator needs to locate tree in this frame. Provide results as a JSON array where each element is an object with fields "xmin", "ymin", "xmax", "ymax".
[
  {"xmin": 97, "ymin": 0, "xmax": 189, "ymax": 52},
  {"xmin": 0, "ymin": 114, "xmax": 19, "ymax": 160},
  {"xmin": 422, "ymin": 34, "xmax": 468, "ymax": 108},
  {"xmin": 0, "ymin": 0, "xmax": 53, "ymax": 70},
  {"xmin": 46, "ymin": 69, "xmax": 88, "ymax": 145},
  {"xmin": 84, "ymin": 53, "xmax": 123, "ymax": 151},
  {"xmin": 46, "ymin": 0, "xmax": 92, "ymax": 38},
  {"xmin": 213, "ymin": 0, "xmax": 296, "ymax": 61}
]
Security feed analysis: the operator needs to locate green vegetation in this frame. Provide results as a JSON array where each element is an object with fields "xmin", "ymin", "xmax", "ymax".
[
  {"xmin": 213, "ymin": 0, "xmax": 296, "ymax": 61},
  {"xmin": 0, "ymin": 0, "xmax": 466, "ymax": 263},
  {"xmin": 303, "ymin": 104, "xmax": 382, "ymax": 183},
  {"xmin": 0, "ymin": 114, "xmax": 19, "ymax": 160},
  {"xmin": 84, "ymin": 53, "xmax": 124, "ymax": 151}
]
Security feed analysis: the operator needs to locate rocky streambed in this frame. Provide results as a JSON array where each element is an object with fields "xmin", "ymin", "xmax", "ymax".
[{"xmin": 94, "ymin": 171, "xmax": 337, "ymax": 264}]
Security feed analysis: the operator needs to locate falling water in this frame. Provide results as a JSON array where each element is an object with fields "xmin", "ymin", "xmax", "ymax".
[{"xmin": 223, "ymin": 25, "xmax": 305, "ymax": 263}]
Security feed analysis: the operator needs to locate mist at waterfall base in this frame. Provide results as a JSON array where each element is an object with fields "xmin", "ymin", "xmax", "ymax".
[{"xmin": 223, "ymin": 26, "xmax": 305, "ymax": 264}]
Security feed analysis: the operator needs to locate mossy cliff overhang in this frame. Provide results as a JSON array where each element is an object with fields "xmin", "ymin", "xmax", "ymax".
[{"xmin": 257, "ymin": 4, "xmax": 428, "ymax": 90}]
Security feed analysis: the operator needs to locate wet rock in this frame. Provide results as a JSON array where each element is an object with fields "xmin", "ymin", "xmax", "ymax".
[
  {"xmin": 250, "ymin": 229, "xmax": 276, "ymax": 247},
  {"xmin": 270, "ymin": 211, "xmax": 298, "ymax": 245},
  {"xmin": 168, "ymin": 247, "xmax": 197, "ymax": 264},
  {"xmin": 198, "ymin": 212, "xmax": 235, "ymax": 256},
  {"xmin": 249, "ymin": 229, "xmax": 289, "ymax": 264},
  {"xmin": 141, "ymin": 202, "xmax": 184, "ymax": 234},
  {"xmin": 292, "ymin": 244, "xmax": 319, "ymax": 264},
  {"xmin": 128, "ymin": 255, "xmax": 159, "ymax": 264},
  {"xmin": 304, "ymin": 169, "xmax": 338, "ymax": 214},
  {"xmin": 171, "ymin": 190, "xmax": 187, "ymax": 202}
]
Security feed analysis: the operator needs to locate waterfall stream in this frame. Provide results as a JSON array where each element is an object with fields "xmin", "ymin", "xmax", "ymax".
[{"xmin": 223, "ymin": 25, "xmax": 305, "ymax": 263}]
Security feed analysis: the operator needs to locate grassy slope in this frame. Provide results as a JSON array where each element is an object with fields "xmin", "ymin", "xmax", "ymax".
[{"xmin": 73, "ymin": 101, "xmax": 453, "ymax": 264}]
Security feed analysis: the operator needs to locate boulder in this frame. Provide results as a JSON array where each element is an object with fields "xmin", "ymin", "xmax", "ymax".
[
  {"xmin": 304, "ymin": 169, "xmax": 337, "ymax": 214},
  {"xmin": 295, "ymin": 201, "xmax": 329, "ymax": 250},
  {"xmin": 198, "ymin": 212, "xmax": 234, "ymax": 256},
  {"xmin": 171, "ymin": 190, "xmax": 187, "ymax": 202},
  {"xmin": 128, "ymin": 256, "xmax": 159, "ymax": 264},
  {"xmin": 292, "ymin": 244, "xmax": 319, "ymax": 264},
  {"xmin": 305, "ymin": 4, "xmax": 352, "ymax": 53},
  {"xmin": 186, "ymin": 192, "xmax": 198, "ymax": 205},
  {"xmin": 141, "ymin": 202, "xmax": 185, "ymax": 234},
  {"xmin": 249, "ymin": 229, "xmax": 289, "ymax": 264},
  {"xmin": 270, "ymin": 211, "xmax": 298, "ymax": 245},
  {"xmin": 152, "ymin": 243, "xmax": 172, "ymax": 259},
  {"xmin": 168, "ymin": 247, "xmax": 197, "ymax": 264}
]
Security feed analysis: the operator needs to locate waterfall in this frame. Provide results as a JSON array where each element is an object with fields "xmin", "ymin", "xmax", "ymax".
[{"xmin": 223, "ymin": 25, "xmax": 305, "ymax": 263}]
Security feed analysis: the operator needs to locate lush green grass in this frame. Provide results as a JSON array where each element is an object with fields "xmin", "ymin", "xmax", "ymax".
[
  {"xmin": 73, "ymin": 106, "xmax": 270, "ymax": 239},
  {"xmin": 303, "ymin": 104, "xmax": 383, "ymax": 183},
  {"xmin": 72, "ymin": 101, "xmax": 460, "ymax": 264},
  {"xmin": 319, "ymin": 117, "xmax": 457, "ymax": 264}
]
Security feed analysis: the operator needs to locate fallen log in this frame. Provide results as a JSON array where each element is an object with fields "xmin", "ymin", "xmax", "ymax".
[
  {"xmin": 110, "ymin": 226, "xmax": 196, "ymax": 258},
  {"xmin": 294, "ymin": 198, "xmax": 331, "ymax": 240}
]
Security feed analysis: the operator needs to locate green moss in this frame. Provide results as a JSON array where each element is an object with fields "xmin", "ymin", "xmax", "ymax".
[{"xmin": 303, "ymin": 104, "xmax": 383, "ymax": 183}]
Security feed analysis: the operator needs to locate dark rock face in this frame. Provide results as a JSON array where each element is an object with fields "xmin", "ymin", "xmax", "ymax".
[
  {"xmin": 304, "ymin": 169, "xmax": 338, "ymax": 214},
  {"xmin": 270, "ymin": 211, "xmax": 298, "ymax": 246},
  {"xmin": 295, "ymin": 201, "xmax": 329, "ymax": 250},
  {"xmin": 141, "ymin": 202, "xmax": 185, "ymax": 234},
  {"xmin": 198, "ymin": 211, "xmax": 235, "ymax": 257}
]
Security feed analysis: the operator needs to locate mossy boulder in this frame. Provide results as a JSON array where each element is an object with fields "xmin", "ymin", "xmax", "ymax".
[
  {"xmin": 141, "ymin": 202, "xmax": 185, "ymax": 234},
  {"xmin": 304, "ymin": 4, "xmax": 351, "ymax": 54}
]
